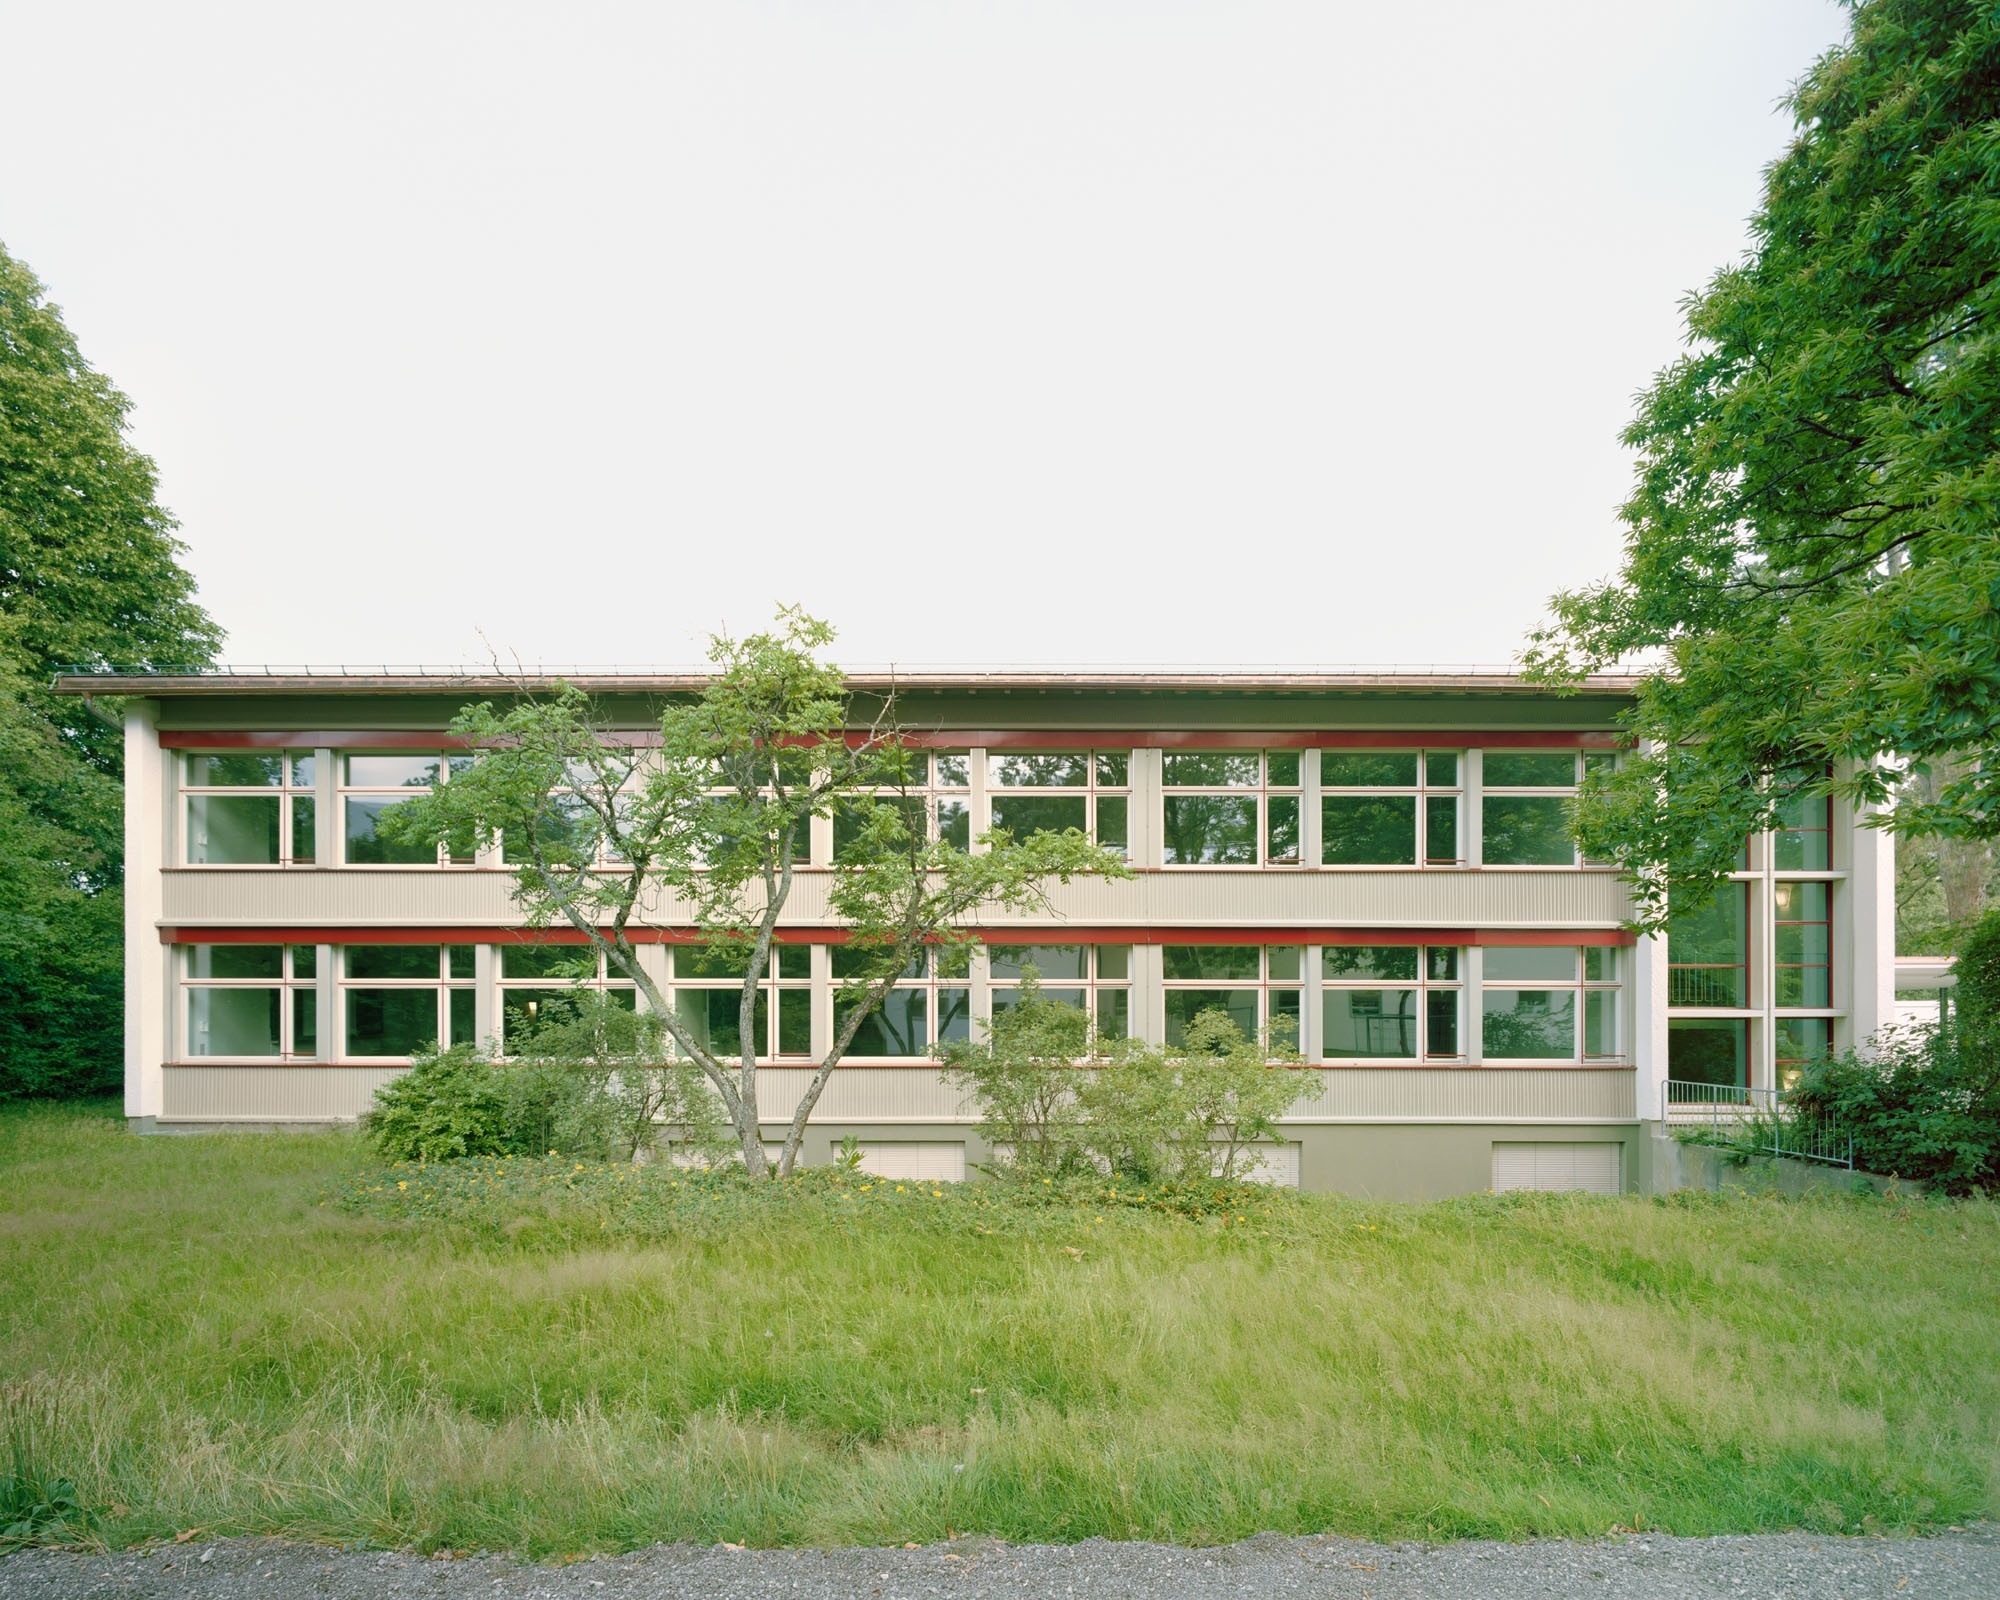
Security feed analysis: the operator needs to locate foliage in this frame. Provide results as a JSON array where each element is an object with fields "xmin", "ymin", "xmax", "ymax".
[
  {"xmin": 1953, "ymin": 907, "xmax": 2000, "ymax": 1063},
  {"xmin": 939, "ymin": 971, "xmax": 1097, "ymax": 1177},
  {"xmin": 365, "ymin": 1046, "xmax": 519, "ymax": 1163},
  {"xmin": 0, "ymin": 243, "xmax": 221, "ymax": 1098},
  {"xmin": 0, "ymin": 1390, "xmax": 87, "ymax": 1548},
  {"xmin": 380, "ymin": 608, "xmax": 1128, "ymax": 1173},
  {"xmin": 6, "ymin": 1101, "xmax": 2000, "ymax": 1550},
  {"xmin": 1524, "ymin": 1, "xmax": 2000, "ymax": 927},
  {"xmin": 1790, "ymin": 1022, "xmax": 2000, "ymax": 1194}
]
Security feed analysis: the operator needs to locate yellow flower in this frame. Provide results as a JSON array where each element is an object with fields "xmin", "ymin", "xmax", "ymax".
[{"xmin": 397, "ymin": 1180, "xmax": 408, "ymax": 1191}]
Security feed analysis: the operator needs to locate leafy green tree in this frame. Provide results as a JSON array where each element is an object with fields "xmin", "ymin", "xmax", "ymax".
[
  {"xmin": 383, "ymin": 609, "xmax": 1129, "ymax": 1175},
  {"xmin": 0, "ymin": 244, "xmax": 221, "ymax": 1097},
  {"xmin": 1525, "ymin": 1, "xmax": 2000, "ymax": 927},
  {"xmin": 940, "ymin": 969, "xmax": 1099, "ymax": 1176}
]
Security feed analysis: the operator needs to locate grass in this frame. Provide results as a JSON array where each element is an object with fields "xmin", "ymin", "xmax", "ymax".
[{"xmin": 0, "ymin": 1099, "xmax": 1996, "ymax": 1556}]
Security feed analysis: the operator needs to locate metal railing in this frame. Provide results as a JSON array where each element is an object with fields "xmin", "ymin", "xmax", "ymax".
[{"xmin": 1662, "ymin": 1079, "xmax": 1854, "ymax": 1168}]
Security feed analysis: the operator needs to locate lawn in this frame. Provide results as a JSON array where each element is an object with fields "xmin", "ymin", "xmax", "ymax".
[{"xmin": 1, "ymin": 1099, "xmax": 1995, "ymax": 1555}]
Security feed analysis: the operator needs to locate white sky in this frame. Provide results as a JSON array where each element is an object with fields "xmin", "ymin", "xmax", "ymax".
[{"xmin": 3, "ymin": 1, "xmax": 1847, "ymax": 670}]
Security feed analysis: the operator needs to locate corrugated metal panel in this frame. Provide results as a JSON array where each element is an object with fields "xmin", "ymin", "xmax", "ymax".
[
  {"xmin": 162, "ymin": 1065, "xmax": 404, "ymax": 1121},
  {"xmin": 161, "ymin": 867, "xmax": 1633, "ymax": 930},
  {"xmin": 1218, "ymin": 1142, "xmax": 1300, "ymax": 1186},
  {"xmin": 753, "ymin": 1068, "xmax": 977, "ymax": 1122},
  {"xmin": 1491, "ymin": 1141, "xmax": 1622, "ymax": 1194},
  {"xmin": 1288, "ymin": 1068, "xmax": 1634, "ymax": 1122},
  {"xmin": 856, "ymin": 1142, "xmax": 967, "ymax": 1181}
]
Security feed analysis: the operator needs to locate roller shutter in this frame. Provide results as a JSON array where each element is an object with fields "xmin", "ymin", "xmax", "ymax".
[{"xmin": 1491, "ymin": 1141, "xmax": 1621, "ymax": 1195}]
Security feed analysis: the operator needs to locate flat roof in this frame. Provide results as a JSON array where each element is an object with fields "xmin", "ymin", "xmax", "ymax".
[{"xmin": 52, "ymin": 664, "xmax": 1646, "ymax": 697}]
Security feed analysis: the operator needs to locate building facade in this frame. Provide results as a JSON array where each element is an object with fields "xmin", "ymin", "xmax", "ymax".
[{"xmin": 63, "ymin": 668, "xmax": 1896, "ymax": 1198}]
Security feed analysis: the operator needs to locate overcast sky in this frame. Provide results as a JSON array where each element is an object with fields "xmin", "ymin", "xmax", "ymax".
[{"xmin": 4, "ymin": 1, "xmax": 1848, "ymax": 671}]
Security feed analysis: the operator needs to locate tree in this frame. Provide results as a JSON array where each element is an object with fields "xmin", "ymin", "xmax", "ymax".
[
  {"xmin": 382, "ymin": 609, "xmax": 1129, "ymax": 1174},
  {"xmin": 0, "ymin": 244, "xmax": 221, "ymax": 1097},
  {"xmin": 1524, "ymin": 1, "xmax": 2000, "ymax": 928}
]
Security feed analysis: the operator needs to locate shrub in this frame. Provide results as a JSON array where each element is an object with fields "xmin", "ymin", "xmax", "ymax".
[
  {"xmin": 1789, "ymin": 1022, "xmax": 2000, "ymax": 1194},
  {"xmin": 365, "ymin": 1045, "xmax": 519, "ymax": 1162},
  {"xmin": 939, "ymin": 971, "xmax": 1096, "ymax": 1176},
  {"xmin": 1954, "ymin": 907, "xmax": 2000, "ymax": 1070}
]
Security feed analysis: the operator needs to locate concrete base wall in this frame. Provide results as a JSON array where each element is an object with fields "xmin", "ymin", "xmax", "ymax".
[{"xmin": 1638, "ymin": 1129, "xmax": 1911, "ymax": 1197}]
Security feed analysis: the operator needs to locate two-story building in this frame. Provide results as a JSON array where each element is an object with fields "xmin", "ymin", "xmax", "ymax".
[{"xmin": 61, "ymin": 667, "xmax": 1895, "ymax": 1197}]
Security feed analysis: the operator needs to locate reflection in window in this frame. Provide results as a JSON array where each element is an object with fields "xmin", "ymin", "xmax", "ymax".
[
  {"xmin": 1480, "ymin": 751, "xmax": 1580, "ymax": 867},
  {"xmin": 983, "ymin": 751, "xmax": 1130, "ymax": 858},
  {"xmin": 1319, "ymin": 750, "xmax": 1459, "ymax": 866},
  {"xmin": 1161, "ymin": 945, "xmax": 1299, "ymax": 1047},
  {"xmin": 1163, "ymin": 752, "xmax": 1299, "ymax": 866},
  {"xmin": 182, "ymin": 749, "xmax": 316, "ymax": 865}
]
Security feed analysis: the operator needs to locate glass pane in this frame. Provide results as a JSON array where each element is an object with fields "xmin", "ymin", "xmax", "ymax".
[
  {"xmin": 345, "ymin": 989, "xmax": 441, "ymax": 1056},
  {"xmin": 1163, "ymin": 988, "xmax": 1259, "ymax": 1045},
  {"xmin": 1480, "ymin": 796, "xmax": 1573, "ymax": 865},
  {"xmin": 989, "ymin": 794, "xmax": 1087, "ymax": 839},
  {"xmin": 184, "ymin": 753, "xmax": 283, "ymax": 787},
  {"xmin": 1321, "ymin": 796, "xmax": 1416, "ymax": 865},
  {"xmin": 289, "ymin": 796, "xmax": 316, "ymax": 864},
  {"xmin": 674, "ymin": 989, "xmax": 770, "ymax": 1059},
  {"xmin": 1483, "ymin": 946, "xmax": 1576, "ymax": 982},
  {"xmin": 988, "ymin": 944, "xmax": 1087, "ymax": 981},
  {"xmin": 1774, "ymin": 961, "xmax": 1831, "ymax": 1008},
  {"xmin": 937, "ymin": 945, "xmax": 971, "ymax": 981},
  {"xmin": 1266, "ymin": 945, "xmax": 1302, "ymax": 981},
  {"xmin": 289, "ymin": 752, "xmax": 317, "ymax": 787},
  {"xmin": 1775, "ymin": 1017, "xmax": 1832, "ymax": 1064},
  {"xmin": 1162, "ymin": 796, "xmax": 1258, "ymax": 864},
  {"xmin": 1265, "ymin": 751, "xmax": 1301, "ymax": 787},
  {"xmin": 1266, "ymin": 796, "xmax": 1300, "ymax": 862},
  {"xmin": 1426, "ymin": 988, "xmax": 1459, "ymax": 1055},
  {"xmin": 1583, "ymin": 946, "xmax": 1619, "ymax": 983},
  {"xmin": 1096, "ymin": 944, "xmax": 1131, "ymax": 980},
  {"xmin": 503, "ymin": 944, "xmax": 590, "ymax": 979},
  {"xmin": 1270, "ymin": 989, "xmax": 1302, "ymax": 1043},
  {"xmin": 1426, "ymin": 946, "xmax": 1459, "ymax": 981},
  {"xmin": 1668, "ymin": 884, "xmax": 1748, "ymax": 1006},
  {"xmin": 1162, "ymin": 945, "xmax": 1261, "ymax": 981},
  {"xmin": 990, "ymin": 752, "xmax": 1091, "ymax": 787},
  {"xmin": 1483, "ymin": 752, "xmax": 1578, "ymax": 787},
  {"xmin": 1424, "ymin": 795, "xmax": 1459, "ymax": 862},
  {"xmin": 839, "ymin": 987, "xmax": 928, "ymax": 1056},
  {"xmin": 1772, "ymin": 791, "xmax": 1831, "ymax": 870},
  {"xmin": 937, "ymin": 986, "xmax": 970, "ymax": 1044},
  {"xmin": 1424, "ymin": 750, "xmax": 1458, "ymax": 787},
  {"xmin": 289, "ymin": 944, "xmax": 317, "ymax": 980},
  {"xmin": 1319, "ymin": 751, "xmax": 1418, "ymax": 787},
  {"xmin": 677, "ymin": 944, "xmax": 752, "ymax": 980},
  {"xmin": 1481, "ymin": 989, "xmax": 1577, "ymax": 1059},
  {"xmin": 449, "ymin": 987, "xmax": 476, "ymax": 1047},
  {"xmin": 449, "ymin": 945, "xmax": 477, "ymax": 980},
  {"xmin": 991, "ymin": 986, "xmax": 1087, "ymax": 1015},
  {"xmin": 187, "ymin": 988, "xmax": 281, "ymax": 1056},
  {"xmin": 1094, "ymin": 751, "xmax": 1129, "ymax": 786},
  {"xmin": 1584, "ymin": 990, "xmax": 1617, "ymax": 1057},
  {"xmin": 937, "ymin": 799, "xmax": 971, "ymax": 852},
  {"xmin": 344, "ymin": 797, "xmax": 435, "ymax": 865},
  {"xmin": 1668, "ymin": 1019, "xmax": 1748, "ymax": 1094},
  {"xmin": 188, "ymin": 944, "xmax": 282, "ymax": 980},
  {"xmin": 1094, "ymin": 796, "xmax": 1128, "ymax": 854},
  {"xmin": 344, "ymin": 753, "xmax": 443, "ymax": 788},
  {"xmin": 1774, "ymin": 880, "xmax": 1830, "ymax": 922},
  {"xmin": 346, "ymin": 945, "xmax": 443, "ymax": 981},
  {"xmin": 186, "ymin": 795, "xmax": 281, "ymax": 864},
  {"xmin": 775, "ymin": 988, "xmax": 811, "ymax": 1056},
  {"xmin": 1322, "ymin": 988, "xmax": 1418, "ymax": 1058},
  {"xmin": 1161, "ymin": 752, "xmax": 1260, "ymax": 787},
  {"xmin": 829, "ymin": 945, "xmax": 924, "ymax": 982},
  {"xmin": 292, "ymin": 989, "xmax": 317, "ymax": 1055},
  {"xmin": 1582, "ymin": 750, "xmax": 1617, "ymax": 778},
  {"xmin": 1321, "ymin": 946, "xmax": 1420, "ymax": 981},
  {"xmin": 1097, "ymin": 989, "xmax": 1130, "ymax": 1041},
  {"xmin": 933, "ymin": 752, "xmax": 970, "ymax": 787}
]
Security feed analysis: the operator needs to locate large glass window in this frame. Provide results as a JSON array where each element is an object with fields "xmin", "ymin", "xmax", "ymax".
[
  {"xmin": 1480, "ymin": 750, "xmax": 1583, "ymax": 866},
  {"xmin": 1480, "ymin": 945, "xmax": 1621, "ymax": 1061},
  {"xmin": 1772, "ymin": 787, "xmax": 1832, "ymax": 871},
  {"xmin": 987, "ymin": 943, "xmax": 1132, "ymax": 1041},
  {"xmin": 985, "ymin": 751, "xmax": 1130, "ymax": 858},
  {"xmin": 833, "ymin": 749, "xmax": 975, "ymax": 861},
  {"xmin": 1161, "ymin": 751, "xmax": 1298, "ymax": 865},
  {"xmin": 497, "ymin": 943, "xmax": 639, "ymax": 1053},
  {"xmin": 182, "ymin": 943, "xmax": 317, "ymax": 1057},
  {"xmin": 1667, "ymin": 884, "xmax": 1750, "ymax": 1007},
  {"xmin": 1668, "ymin": 1018, "xmax": 1749, "ymax": 1096},
  {"xmin": 832, "ymin": 946, "xmax": 970, "ymax": 1058},
  {"xmin": 1773, "ymin": 881, "xmax": 1832, "ymax": 1008},
  {"xmin": 342, "ymin": 752, "xmax": 472, "ymax": 866},
  {"xmin": 666, "ymin": 944, "xmax": 810, "ymax": 1060},
  {"xmin": 341, "ymin": 943, "xmax": 476, "ymax": 1057},
  {"xmin": 1319, "ymin": 750, "xmax": 1462, "ymax": 866},
  {"xmin": 182, "ymin": 751, "xmax": 316, "ymax": 866},
  {"xmin": 1320, "ymin": 944, "xmax": 1461, "ymax": 1060},
  {"xmin": 1161, "ymin": 944, "xmax": 1301, "ymax": 1046},
  {"xmin": 1774, "ymin": 1017, "xmax": 1833, "ymax": 1090}
]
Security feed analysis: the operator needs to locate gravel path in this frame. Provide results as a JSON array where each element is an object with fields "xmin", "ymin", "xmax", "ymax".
[{"xmin": 4, "ymin": 1528, "xmax": 1997, "ymax": 1600}]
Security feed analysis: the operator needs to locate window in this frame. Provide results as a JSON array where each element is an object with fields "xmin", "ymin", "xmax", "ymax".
[
  {"xmin": 1772, "ymin": 786, "xmax": 1832, "ymax": 871},
  {"xmin": 987, "ymin": 943, "xmax": 1132, "ymax": 1041},
  {"xmin": 1161, "ymin": 944, "xmax": 1301, "ymax": 1046},
  {"xmin": 1773, "ymin": 881, "xmax": 1832, "ymax": 1008},
  {"xmin": 1161, "ymin": 751, "xmax": 1297, "ymax": 865},
  {"xmin": 833, "ymin": 749, "xmax": 974, "ymax": 860},
  {"xmin": 1667, "ymin": 884, "xmax": 1750, "ymax": 1007},
  {"xmin": 1320, "ymin": 945, "xmax": 1461, "ymax": 1060},
  {"xmin": 1668, "ymin": 1018, "xmax": 1749, "ymax": 1095},
  {"xmin": 341, "ymin": 944, "xmax": 477, "ymax": 1057},
  {"xmin": 182, "ymin": 751, "xmax": 316, "ymax": 865},
  {"xmin": 1319, "ymin": 751, "xmax": 1462, "ymax": 866},
  {"xmin": 1774, "ymin": 1017, "xmax": 1833, "ymax": 1090},
  {"xmin": 986, "ymin": 751, "xmax": 1129, "ymax": 857},
  {"xmin": 832, "ymin": 945, "xmax": 970, "ymax": 1057},
  {"xmin": 1480, "ymin": 750, "xmax": 1583, "ymax": 866},
  {"xmin": 182, "ymin": 944, "xmax": 317, "ymax": 1057},
  {"xmin": 342, "ymin": 752, "xmax": 472, "ymax": 866},
  {"xmin": 1480, "ymin": 946, "xmax": 1620, "ymax": 1061},
  {"xmin": 668, "ymin": 944, "xmax": 810, "ymax": 1060},
  {"xmin": 497, "ymin": 943, "xmax": 638, "ymax": 1052}
]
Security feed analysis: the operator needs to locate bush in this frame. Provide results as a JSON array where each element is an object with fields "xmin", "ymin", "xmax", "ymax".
[
  {"xmin": 1789, "ymin": 1022, "xmax": 2000, "ymax": 1194},
  {"xmin": 365, "ymin": 1045, "xmax": 522, "ymax": 1162},
  {"xmin": 939, "ymin": 972, "xmax": 1096, "ymax": 1176}
]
